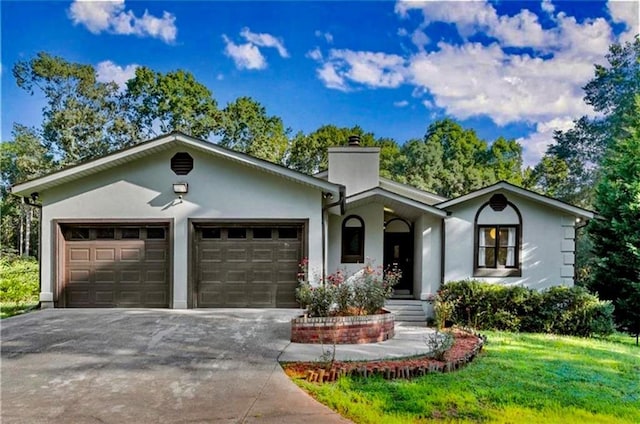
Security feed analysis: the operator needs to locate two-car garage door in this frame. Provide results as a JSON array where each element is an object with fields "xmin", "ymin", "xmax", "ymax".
[{"xmin": 60, "ymin": 223, "xmax": 303, "ymax": 308}]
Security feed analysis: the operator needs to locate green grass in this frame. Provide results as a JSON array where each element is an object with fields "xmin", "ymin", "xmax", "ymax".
[
  {"xmin": 1, "ymin": 302, "xmax": 38, "ymax": 319},
  {"xmin": 295, "ymin": 332, "xmax": 640, "ymax": 423}
]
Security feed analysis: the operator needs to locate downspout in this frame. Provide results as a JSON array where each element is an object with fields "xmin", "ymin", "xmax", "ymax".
[
  {"xmin": 321, "ymin": 185, "xmax": 346, "ymax": 280},
  {"xmin": 440, "ymin": 217, "xmax": 446, "ymax": 287}
]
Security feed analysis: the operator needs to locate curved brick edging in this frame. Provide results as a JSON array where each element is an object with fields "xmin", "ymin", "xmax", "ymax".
[
  {"xmin": 286, "ymin": 330, "xmax": 486, "ymax": 383},
  {"xmin": 291, "ymin": 311, "xmax": 395, "ymax": 344}
]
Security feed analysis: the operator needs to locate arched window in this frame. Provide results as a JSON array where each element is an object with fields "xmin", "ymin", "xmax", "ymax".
[
  {"xmin": 342, "ymin": 215, "xmax": 365, "ymax": 263},
  {"xmin": 474, "ymin": 194, "xmax": 522, "ymax": 277}
]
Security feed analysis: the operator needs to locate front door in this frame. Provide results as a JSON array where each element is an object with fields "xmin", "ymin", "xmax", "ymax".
[{"xmin": 384, "ymin": 231, "xmax": 413, "ymax": 293}]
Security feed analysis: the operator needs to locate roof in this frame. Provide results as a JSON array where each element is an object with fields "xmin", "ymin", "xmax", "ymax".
[
  {"xmin": 346, "ymin": 187, "xmax": 448, "ymax": 219},
  {"xmin": 11, "ymin": 132, "xmax": 343, "ymax": 197},
  {"xmin": 378, "ymin": 177, "xmax": 447, "ymax": 205},
  {"xmin": 436, "ymin": 181, "xmax": 596, "ymax": 219}
]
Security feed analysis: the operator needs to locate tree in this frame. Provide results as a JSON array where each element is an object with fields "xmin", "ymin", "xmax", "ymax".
[
  {"xmin": 124, "ymin": 67, "xmax": 220, "ymax": 140},
  {"xmin": 286, "ymin": 125, "xmax": 376, "ymax": 173},
  {"xmin": 13, "ymin": 52, "xmax": 129, "ymax": 165},
  {"xmin": 217, "ymin": 97, "xmax": 288, "ymax": 163},
  {"xmin": 0, "ymin": 125, "xmax": 54, "ymax": 256},
  {"xmin": 587, "ymin": 96, "xmax": 640, "ymax": 343},
  {"xmin": 486, "ymin": 137, "xmax": 523, "ymax": 186},
  {"xmin": 543, "ymin": 38, "xmax": 640, "ymax": 207}
]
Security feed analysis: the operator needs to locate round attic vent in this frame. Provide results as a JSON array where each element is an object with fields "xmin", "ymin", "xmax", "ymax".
[
  {"xmin": 171, "ymin": 152, "xmax": 193, "ymax": 175},
  {"xmin": 489, "ymin": 193, "xmax": 508, "ymax": 211}
]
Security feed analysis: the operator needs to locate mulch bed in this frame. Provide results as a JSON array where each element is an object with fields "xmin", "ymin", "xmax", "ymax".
[{"xmin": 282, "ymin": 328, "xmax": 486, "ymax": 383}]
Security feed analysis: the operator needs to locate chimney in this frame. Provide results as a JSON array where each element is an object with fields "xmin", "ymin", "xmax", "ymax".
[{"xmin": 328, "ymin": 135, "xmax": 380, "ymax": 196}]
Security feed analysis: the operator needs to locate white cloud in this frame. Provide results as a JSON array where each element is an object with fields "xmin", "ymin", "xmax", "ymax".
[
  {"xmin": 315, "ymin": 30, "xmax": 334, "ymax": 43},
  {"xmin": 223, "ymin": 35, "xmax": 266, "ymax": 70},
  {"xmin": 518, "ymin": 117, "xmax": 575, "ymax": 166},
  {"xmin": 223, "ymin": 28, "xmax": 289, "ymax": 70},
  {"xmin": 317, "ymin": 62, "xmax": 348, "ymax": 91},
  {"xmin": 95, "ymin": 60, "xmax": 138, "ymax": 89},
  {"xmin": 306, "ymin": 47, "xmax": 323, "ymax": 61},
  {"xmin": 240, "ymin": 27, "xmax": 289, "ymax": 57},
  {"xmin": 394, "ymin": 100, "xmax": 409, "ymax": 107},
  {"xmin": 411, "ymin": 29, "xmax": 429, "ymax": 51},
  {"xmin": 541, "ymin": 0, "xmax": 555, "ymax": 15},
  {"xmin": 607, "ymin": 0, "xmax": 640, "ymax": 43},
  {"xmin": 314, "ymin": 49, "xmax": 406, "ymax": 90},
  {"xmin": 68, "ymin": 0, "xmax": 177, "ymax": 43}
]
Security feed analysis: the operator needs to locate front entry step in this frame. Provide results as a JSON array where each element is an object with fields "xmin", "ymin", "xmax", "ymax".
[{"xmin": 385, "ymin": 299, "xmax": 427, "ymax": 324}]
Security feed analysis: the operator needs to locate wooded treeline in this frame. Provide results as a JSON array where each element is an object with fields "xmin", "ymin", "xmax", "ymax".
[{"xmin": 1, "ymin": 39, "xmax": 638, "ymax": 337}]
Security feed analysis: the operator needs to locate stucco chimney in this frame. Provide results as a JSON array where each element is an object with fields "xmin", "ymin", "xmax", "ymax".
[{"xmin": 328, "ymin": 136, "xmax": 380, "ymax": 196}]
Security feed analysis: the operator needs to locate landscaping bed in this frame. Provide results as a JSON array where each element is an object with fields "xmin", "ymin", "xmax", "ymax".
[{"xmin": 282, "ymin": 328, "xmax": 484, "ymax": 383}]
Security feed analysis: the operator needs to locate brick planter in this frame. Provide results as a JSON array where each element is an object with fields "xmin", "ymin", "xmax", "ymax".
[{"xmin": 291, "ymin": 310, "xmax": 395, "ymax": 344}]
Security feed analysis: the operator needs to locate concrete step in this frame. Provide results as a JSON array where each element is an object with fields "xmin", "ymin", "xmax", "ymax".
[{"xmin": 385, "ymin": 300, "xmax": 427, "ymax": 323}]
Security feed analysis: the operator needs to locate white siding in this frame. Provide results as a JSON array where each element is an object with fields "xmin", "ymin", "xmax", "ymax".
[
  {"xmin": 414, "ymin": 214, "xmax": 442, "ymax": 299},
  {"xmin": 39, "ymin": 146, "xmax": 324, "ymax": 308},
  {"xmin": 443, "ymin": 190, "xmax": 576, "ymax": 290},
  {"xmin": 327, "ymin": 203, "xmax": 384, "ymax": 276}
]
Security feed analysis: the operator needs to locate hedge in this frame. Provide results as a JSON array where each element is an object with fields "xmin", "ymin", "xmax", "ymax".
[
  {"xmin": 436, "ymin": 280, "xmax": 615, "ymax": 337},
  {"xmin": 0, "ymin": 257, "xmax": 39, "ymax": 305}
]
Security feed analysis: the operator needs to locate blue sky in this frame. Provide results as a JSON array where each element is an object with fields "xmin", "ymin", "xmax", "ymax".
[{"xmin": 1, "ymin": 1, "xmax": 638, "ymax": 166}]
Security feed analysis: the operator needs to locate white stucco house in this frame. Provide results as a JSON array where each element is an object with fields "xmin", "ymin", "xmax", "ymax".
[{"xmin": 11, "ymin": 132, "xmax": 595, "ymax": 310}]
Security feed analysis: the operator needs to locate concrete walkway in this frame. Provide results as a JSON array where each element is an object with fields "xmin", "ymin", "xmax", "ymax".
[
  {"xmin": 280, "ymin": 323, "xmax": 437, "ymax": 362},
  {"xmin": 1, "ymin": 309, "xmax": 351, "ymax": 424}
]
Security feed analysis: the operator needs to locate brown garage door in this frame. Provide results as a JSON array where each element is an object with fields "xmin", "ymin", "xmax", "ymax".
[
  {"xmin": 62, "ymin": 225, "xmax": 170, "ymax": 307},
  {"xmin": 194, "ymin": 225, "xmax": 303, "ymax": 308}
]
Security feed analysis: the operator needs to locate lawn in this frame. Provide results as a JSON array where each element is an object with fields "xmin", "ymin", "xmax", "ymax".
[
  {"xmin": 1, "ymin": 302, "xmax": 39, "ymax": 319},
  {"xmin": 294, "ymin": 331, "xmax": 640, "ymax": 423}
]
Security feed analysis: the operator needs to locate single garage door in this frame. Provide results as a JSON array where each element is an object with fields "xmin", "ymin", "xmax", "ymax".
[
  {"xmin": 194, "ymin": 224, "xmax": 303, "ymax": 308},
  {"xmin": 62, "ymin": 225, "xmax": 170, "ymax": 307}
]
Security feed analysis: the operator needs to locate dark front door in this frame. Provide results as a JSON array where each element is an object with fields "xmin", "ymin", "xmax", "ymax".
[{"xmin": 384, "ymin": 232, "xmax": 413, "ymax": 293}]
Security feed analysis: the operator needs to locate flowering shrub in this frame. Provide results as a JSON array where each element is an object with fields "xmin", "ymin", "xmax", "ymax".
[{"xmin": 295, "ymin": 260, "xmax": 402, "ymax": 317}]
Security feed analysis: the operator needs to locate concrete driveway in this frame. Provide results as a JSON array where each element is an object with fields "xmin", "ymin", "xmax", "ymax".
[{"xmin": 1, "ymin": 309, "xmax": 350, "ymax": 424}]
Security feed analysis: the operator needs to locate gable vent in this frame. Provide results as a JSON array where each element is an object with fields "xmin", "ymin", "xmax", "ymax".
[
  {"xmin": 171, "ymin": 152, "xmax": 193, "ymax": 175},
  {"xmin": 489, "ymin": 193, "xmax": 508, "ymax": 211}
]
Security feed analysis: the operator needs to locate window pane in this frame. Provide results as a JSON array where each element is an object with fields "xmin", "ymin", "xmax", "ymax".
[
  {"xmin": 228, "ymin": 228, "xmax": 247, "ymax": 239},
  {"xmin": 146, "ymin": 227, "xmax": 166, "ymax": 239},
  {"xmin": 497, "ymin": 247, "xmax": 508, "ymax": 266},
  {"xmin": 480, "ymin": 228, "xmax": 496, "ymax": 246},
  {"xmin": 484, "ymin": 248, "xmax": 495, "ymax": 268},
  {"xmin": 122, "ymin": 228, "xmax": 140, "ymax": 239},
  {"xmin": 201, "ymin": 228, "xmax": 220, "ymax": 239},
  {"xmin": 69, "ymin": 228, "xmax": 90, "ymax": 240},
  {"xmin": 344, "ymin": 229, "xmax": 362, "ymax": 256},
  {"xmin": 278, "ymin": 228, "xmax": 298, "ymax": 239},
  {"xmin": 96, "ymin": 228, "xmax": 115, "ymax": 239},
  {"xmin": 344, "ymin": 217, "xmax": 363, "ymax": 228},
  {"xmin": 253, "ymin": 228, "xmax": 272, "ymax": 239},
  {"xmin": 499, "ymin": 227, "xmax": 516, "ymax": 246}
]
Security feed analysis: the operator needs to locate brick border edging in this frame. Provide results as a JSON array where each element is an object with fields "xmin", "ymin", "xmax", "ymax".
[
  {"xmin": 301, "ymin": 330, "xmax": 486, "ymax": 383},
  {"xmin": 290, "ymin": 311, "xmax": 395, "ymax": 344}
]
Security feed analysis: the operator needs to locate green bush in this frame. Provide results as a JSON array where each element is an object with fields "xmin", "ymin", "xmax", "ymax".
[
  {"xmin": 0, "ymin": 257, "xmax": 39, "ymax": 305},
  {"xmin": 437, "ymin": 280, "xmax": 615, "ymax": 337}
]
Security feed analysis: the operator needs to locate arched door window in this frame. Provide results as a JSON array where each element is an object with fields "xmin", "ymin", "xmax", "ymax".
[{"xmin": 342, "ymin": 215, "xmax": 364, "ymax": 263}]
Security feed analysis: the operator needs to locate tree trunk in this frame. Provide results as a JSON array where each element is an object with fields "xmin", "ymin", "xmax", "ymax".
[
  {"xmin": 25, "ymin": 206, "xmax": 32, "ymax": 257},
  {"xmin": 19, "ymin": 197, "xmax": 25, "ymax": 256}
]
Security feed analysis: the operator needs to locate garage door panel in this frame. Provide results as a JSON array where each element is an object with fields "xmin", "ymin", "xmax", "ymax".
[
  {"xmin": 95, "ymin": 270, "xmax": 116, "ymax": 283},
  {"xmin": 63, "ymin": 225, "xmax": 169, "ymax": 308},
  {"xmin": 121, "ymin": 270, "xmax": 142, "ymax": 283},
  {"xmin": 121, "ymin": 248, "xmax": 142, "ymax": 261},
  {"xmin": 95, "ymin": 291, "xmax": 115, "ymax": 304},
  {"xmin": 146, "ymin": 248, "xmax": 166, "ymax": 262},
  {"xmin": 69, "ymin": 248, "xmax": 90, "ymax": 262},
  {"xmin": 95, "ymin": 248, "xmax": 116, "ymax": 261},
  {"xmin": 226, "ymin": 248, "xmax": 248, "ymax": 262},
  {"xmin": 195, "ymin": 225, "xmax": 302, "ymax": 308}
]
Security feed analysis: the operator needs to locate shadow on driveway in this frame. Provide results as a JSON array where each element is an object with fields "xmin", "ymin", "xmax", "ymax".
[{"xmin": 1, "ymin": 309, "xmax": 350, "ymax": 424}]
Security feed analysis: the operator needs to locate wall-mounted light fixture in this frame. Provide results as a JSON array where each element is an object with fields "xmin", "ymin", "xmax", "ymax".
[{"xmin": 173, "ymin": 183, "xmax": 188, "ymax": 199}]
